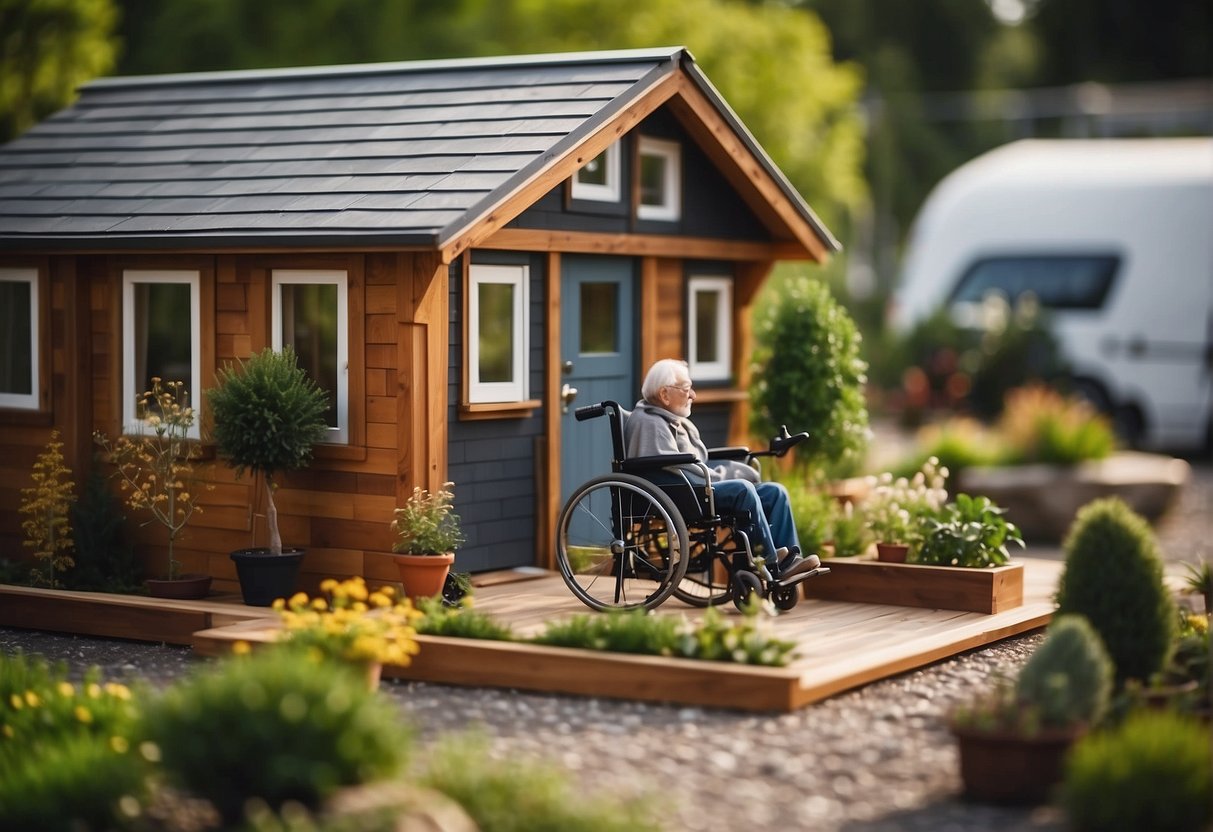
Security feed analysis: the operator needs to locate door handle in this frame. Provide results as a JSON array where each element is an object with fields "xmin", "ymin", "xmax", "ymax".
[{"xmin": 561, "ymin": 383, "xmax": 579, "ymax": 414}]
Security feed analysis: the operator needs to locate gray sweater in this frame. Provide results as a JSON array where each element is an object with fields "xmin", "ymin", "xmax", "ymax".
[{"xmin": 624, "ymin": 401, "xmax": 759, "ymax": 484}]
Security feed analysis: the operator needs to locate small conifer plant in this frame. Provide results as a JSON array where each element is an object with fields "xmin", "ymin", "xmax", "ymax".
[
  {"xmin": 1015, "ymin": 615, "xmax": 1113, "ymax": 729},
  {"xmin": 1055, "ymin": 498, "xmax": 1176, "ymax": 686},
  {"xmin": 18, "ymin": 431, "xmax": 76, "ymax": 587}
]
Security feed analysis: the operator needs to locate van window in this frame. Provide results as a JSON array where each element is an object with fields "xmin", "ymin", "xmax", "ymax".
[{"xmin": 949, "ymin": 255, "xmax": 1119, "ymax": 310}]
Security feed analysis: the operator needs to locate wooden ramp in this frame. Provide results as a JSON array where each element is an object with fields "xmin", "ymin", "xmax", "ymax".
[{"xmin": 191, "ymin": 557, "xmax": 1060, "ymax": 712}]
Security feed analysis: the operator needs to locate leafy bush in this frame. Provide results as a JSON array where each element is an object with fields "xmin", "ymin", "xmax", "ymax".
[
  {"xmin": 828, "ymin": 498, "xmax": 870, "ymax": 558},
  {"xmin": 1015, "ymin": 615, "xmax": 1113, "ymax": 729},
  {"xmin": 892, "ymin": 417, "xmax": 1009, "ymax": 480},
  {"xmin": 998, "ymin": 384, "xmax": 1116, "ymax": 465},
  {"xmin": 65, "ymin": 460, "xmax": 143, "ymax": 593},
  {"xmin": 419, "ymin": 733, "xmax": 659, "ymax": 832},
  {"xmin": 679, "ymin": 604, "xmax": 797, "ymax": 666},
  {"xmin": 139, "ymin": 649, "xmax": 410, "ymax": 823},
  {"xmin": 533, "ymin": 610, "xmax": 682, "ymax": 656},
  {"xmin": 785, "ymin": 479, "xmax": 836, "ymax": 556},
  {"xmin": 1060, "ymin": 711, "xmax": 1211, "ymax": 832},
  {"xmin": 0, "ymin": 653, "xmax": 144, "ymax": 832},
  {"xmin": 1056, "ymin": 498, "xmax": 1177, "ymax": 685},
  {"xmin": 750, "ymin": 276, "xmax": 869, "ymax": 477},
  {"xmin": 914, "ymin": 493, "xmax": 1023, "ymax": 568},
  {"xmin": 416, "ymin": 596, "xmax": 515, "ymax": 641}
]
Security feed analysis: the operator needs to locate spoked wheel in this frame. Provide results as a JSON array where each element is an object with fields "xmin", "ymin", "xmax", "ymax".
[
  {"xmin": 556, "ymin": 473, "xmax": 689, "ymax": 611},
  {"xmin": 731, "ymin": 570, "xmax": 763, "ymax": 612},
  {"xmin": 671, "ymin": 546, "xmax": 732, "ymax": 607}
]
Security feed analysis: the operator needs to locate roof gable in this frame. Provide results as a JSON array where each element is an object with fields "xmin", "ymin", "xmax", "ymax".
[{"xmin": 0, "ymin": 47, "xmax": 837, "ymax": 260}]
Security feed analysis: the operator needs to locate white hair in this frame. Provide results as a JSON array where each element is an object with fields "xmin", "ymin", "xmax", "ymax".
[{"xmin": 641, "ymin": 359, "xmax": 688, "ymax": 403}]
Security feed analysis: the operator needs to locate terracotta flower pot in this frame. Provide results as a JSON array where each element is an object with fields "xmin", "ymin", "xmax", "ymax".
[
  {"xmin": 394, "ymin": 552, "xmax": 455, "ymax": 603},
  {"xmin": 875, "ymin": 542, "xmax": 910, "ymax": 563},
  {"xmin": 952, "ymin": 722, "xmax": 1083, "ymax": 805},
  {"xmin": 145, "ymin": 573, "xmax": 212, "ymax": 600}
]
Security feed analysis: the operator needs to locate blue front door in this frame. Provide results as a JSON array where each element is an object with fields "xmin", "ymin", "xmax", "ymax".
[{"xmin": 560, "ymin": 256, "xmax": 636, "ymax": 504}]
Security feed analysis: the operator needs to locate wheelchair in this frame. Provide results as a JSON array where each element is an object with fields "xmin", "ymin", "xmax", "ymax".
[{"xmin": 555, "ymin": 400, "xmax": 829, "ymax": 612}]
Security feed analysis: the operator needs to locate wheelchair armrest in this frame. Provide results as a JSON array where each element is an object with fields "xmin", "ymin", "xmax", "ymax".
[
  {"xmin": 621, "ymin": 453, "xmax": 698, "ymax": 474},
  {"xmin": 707, "ymin": 446, "xmax": 751, "ymax": 461}
]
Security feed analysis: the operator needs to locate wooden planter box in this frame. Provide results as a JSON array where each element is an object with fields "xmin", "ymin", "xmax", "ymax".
[{"xmin": 804, "ymin": 558, "xmax": 1024, "ymax": 614}]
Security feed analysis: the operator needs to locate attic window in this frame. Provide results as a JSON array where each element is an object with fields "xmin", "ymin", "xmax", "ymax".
[
  {"xmin": 637, "ymin": 136, "xmax": 681, "ymax": 221},
  {"xmin": 0, "ymin": 268, "xmax": 38, "ymax": 410},
  {"xmin": 272, "ymin": 270, "xmax": 349, "ymax": 445},
  {"xmin": 571, "ymin": 143, "xmax": 621, "ymax": 203},
  {"xmin": 122, "ymin": 270, "xmax": 202, "ymax": 438},
  {"xmin": 687, "ymin": 275, "xmax": 732, "ymax": 381}
]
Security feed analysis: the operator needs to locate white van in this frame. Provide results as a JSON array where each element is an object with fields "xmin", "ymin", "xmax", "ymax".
[{"xmin": 891, "ymin": 138, "xmax": 1213, "ymax": 453}]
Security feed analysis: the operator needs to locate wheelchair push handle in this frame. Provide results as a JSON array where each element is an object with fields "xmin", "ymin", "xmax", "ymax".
[{"xmin": 575, "ymin": 403, "xmax": 606, "ymax": 421}]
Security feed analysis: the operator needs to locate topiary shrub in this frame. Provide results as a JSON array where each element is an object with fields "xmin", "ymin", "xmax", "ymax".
[
  {"xmin": 1056, "ymin": 498, "xmax": 1177, "ymax": 685},
  {"xmin": 1015, "ymin": 615, "xmax": 1113, "ymax": 729},
  {"xmin": 139, "ymin": 649, "xmax": 410, "ymax": 824},
  {"xmin": 750, "ymin": 276, "xmax": 869, "ymax": 477},
  {"xmin": 1060, "ymin": 710, "xmax": 1211, "ymax": 832}
]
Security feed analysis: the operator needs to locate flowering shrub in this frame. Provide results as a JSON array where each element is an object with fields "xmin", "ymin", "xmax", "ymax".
[
  {"xmin": 391, "ymin": 483, "xmax": 465, "ymax": 555},
  {"xmin": 19, "ymin": 431, "xmax": 76, "ymax": 587},
  {"xmin": 862, "ymin": 456, "xmax": 949, "ymax": 548},
  {"xmin": 274, "ymin": 577, "xmax": 423, "ymax": 668},
  {"xmin": 94, "ymin": 378, "xmax": 205, "ymax": 580},
  {"xmin": 999, "ymin": 384, "xmax": 1116, "ymax": 465}
]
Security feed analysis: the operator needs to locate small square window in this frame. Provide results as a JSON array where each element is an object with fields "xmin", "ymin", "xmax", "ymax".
[
  {"xmin": 571, "ymin": 142, "xmax": 621, "ymax": 203},
  {"xmin": 272, "ymin": 270, "xmax": 349, "ymax": 444},
  {"xmin": 0, "ymin": 267, "xmax": 39, "ymax": 410},
  {"xmin": 687, "ymin": 276, "xmax": 732, "ymax": 381},
  {"xmin": 469, "ymin": 264, "xmax": 529, "ymax": 404},
  {"xmin": 123, "ymin": 270, "xmax": 201, "ymax": 437},
  {"xmin": 637, "ymin": 136, "xmax": 681, "ymax": 222}
]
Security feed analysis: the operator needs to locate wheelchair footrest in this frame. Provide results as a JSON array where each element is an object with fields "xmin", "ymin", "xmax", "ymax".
[{"xmin": 771, "ymin": 566, "xmax": 829, "ymax": 590}]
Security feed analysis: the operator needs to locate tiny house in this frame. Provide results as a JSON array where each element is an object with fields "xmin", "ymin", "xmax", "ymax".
[{"xmin": 0, "ymin": 47, "xmax": 837, "ymax": 590}]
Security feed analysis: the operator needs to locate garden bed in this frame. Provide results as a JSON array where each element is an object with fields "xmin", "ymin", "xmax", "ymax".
[{"xmin": 804, "ymin": 558, "xmax": 1025, "ymax": 614}]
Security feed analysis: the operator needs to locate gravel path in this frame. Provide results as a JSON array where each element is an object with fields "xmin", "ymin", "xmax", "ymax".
[{"xmin": 2, "ymin": 463, "xmax": 1208, "ymax": 831}]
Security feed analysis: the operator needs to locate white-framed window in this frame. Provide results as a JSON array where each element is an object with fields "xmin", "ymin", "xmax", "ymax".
[
  {"xmin": 0, "ymin": 267, "xmax": 39, "ymax": 410},
  {"xmin": 687, "ymin": 275, "xmax": 732, "ymax": 381},
  {"xmin": 637, "ymin": 136, "xmax": 681, "ymax": 221},
  {"xmin": 272, "ymin": 269, "xmax": 349, "ymax": 444},
  {"xmin": 571, "ymin": 142, "xmax": 621, "ymax": 203},
  {"xmin": 123, "ymin": 270, "xmax": 202, "ymax": 437},
  {"xmin": 469, "ymin": 263, "xmax": 528, "ymax": 404}
]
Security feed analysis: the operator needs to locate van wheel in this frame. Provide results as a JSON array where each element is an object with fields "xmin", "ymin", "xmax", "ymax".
[{"xmin": 1113, "ymin": 405, "xmax": 1146, "ymax": 449}]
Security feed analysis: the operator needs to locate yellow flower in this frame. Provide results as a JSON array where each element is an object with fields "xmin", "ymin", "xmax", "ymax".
[
  {"xmin": 57, "ymin": 681, "xmax": 75, "ymax": 697},
  {"xmin": 320, "ymin": 578, "xmax": 339, "ymax": 593},
  {"xmin": 104, "ymin": 682, "xmax": 132, "ymax": 700},
  {"xmin": 74, "ymin": 705, "xmax": 93, "ymax": 724},
  {"xmin": 272, "ymin": 598, "xmax": 286, "ymax": 611},
  {"xmin": 110, "ymin": 736, "xmax": 130, "ymax": 753},
  {"xmin": 288, "ymin": 592, "xmax": 309, "ymax": 608},
  {"xmin": 24, "ymin": 691, "xmax": 40, "ymax": 708},
  {"xmin": 8, "ymin": 694, "xmax": 21, "ymax": 710},
  {"xmin": 231, "ymin": 641, "xmax": 251, "ymax": 656},
  {"xmin": 311, "ymin": 597, "xmax": 328, "ymax": 612},
  {"xmin": 86, "ymin": 682, "xmax": 102, "ymax": 699}
]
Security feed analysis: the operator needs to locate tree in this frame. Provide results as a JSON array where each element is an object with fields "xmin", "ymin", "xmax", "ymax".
[{"xmin": 0, "ymin": 0, "xmax": 118, "ymax": 142}]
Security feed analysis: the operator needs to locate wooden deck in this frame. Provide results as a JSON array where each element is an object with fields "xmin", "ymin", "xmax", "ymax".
[{"xmin": 2, "ymin": 557, "xmax": 1059, "ymax": 712}]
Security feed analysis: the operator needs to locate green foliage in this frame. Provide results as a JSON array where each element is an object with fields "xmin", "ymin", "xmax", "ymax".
[
  {"xmin": 914, "ymin": 493, "xmax": 1023, "ymax": 568},
  {"xmin": 0, "ymin": 0, "xmax": 118, "ymax": 142},
  {"xmin": 751, "ymin": 277, "xmax": 869, "ymax": 477},
  {"xmin": 533, "ymin": 610, "xmax": 682, "ymax": 656},
  {"xmin": 390, "ymin": 483, "xmax": 465, "ymax": 555},
  {"xmin": 861, "ymin": 456, "xmax": 949, "ymax": 549},
  {"xmin": 139, "ymin": 649, "xmax": 410, "ymax": 823},
  {"xmin": 998, "ymin": 385, "xmax": 1116, "ymax": 465},
  {"xmin": 207, "ymin": 347, "xmax": 329, "ymax": 555},
  {"xmin": 0, "ymin": 652, "xmax": 144, "ymax": 832},
  {"xmin": 415, "ymin": 596, "xmax": 515, "ymax": 641},
  {"xmin": 1060, "ymin": 711, "xmax": 1212, "ymax": 832},
  {"xmin": 18, "ymin": 430, "xmax": 76, "ymax": 588},
  {"xmin": 891, "ymin": 418, "xmax": 1009, "ymax": 481},
  {"xmin": 679, "ymin": 604, "xmax": 798, "ymax": 667},
  {"xmin": 1015, "ymin": 616, "xmax": 1113, "ymax": 730},
  {"xmin": 828, "ymin": 498, "xmax": 870, "ymax": 558},
  {"xmin": 65, "ymin": 459, "xmax": 143, "ymax": 592},
  {"xmin": 419, "ymin": 732, "xmax": 659, "ymax": 832},
  {"xmin": 1056, "ymin": 498, "xmax": 1177, "ymax": 685},
  {"xmin": 1181, "ymin": 558, "xmax": 1212, "ymax": 612},
  {"xmin": 785, "ymin": 479, "xmax": 836, "ymax": 556},
  {"xmin": 207, "ymin": 346, "xmax": 330, "ymax": 480}
]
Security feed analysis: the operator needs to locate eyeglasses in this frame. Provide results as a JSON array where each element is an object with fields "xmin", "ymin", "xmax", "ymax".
[{"xmin": 665, "ymin": 382, "xmax": 693, "ymax": 393}]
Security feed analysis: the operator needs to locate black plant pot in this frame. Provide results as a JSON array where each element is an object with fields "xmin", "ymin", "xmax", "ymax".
[{"xmin": 230, "ymin": 547, "xmax": 304, "ymax": 607}]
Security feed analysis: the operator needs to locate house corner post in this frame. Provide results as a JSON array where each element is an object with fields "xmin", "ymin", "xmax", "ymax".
[{"xmin": 396, "ymin": 252, "xmax": 449, "ymax": 505}]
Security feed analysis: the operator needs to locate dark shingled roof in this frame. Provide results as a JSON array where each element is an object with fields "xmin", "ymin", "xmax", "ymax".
[{"xmin": 0, "ymin": 47, "xmax": 836, "ymax": 254}]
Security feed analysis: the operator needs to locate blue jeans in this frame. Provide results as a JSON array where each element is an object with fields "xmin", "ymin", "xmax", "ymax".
[{"xmin": 711, "ymin": 480, "xmax": 799, "ymax": 564}]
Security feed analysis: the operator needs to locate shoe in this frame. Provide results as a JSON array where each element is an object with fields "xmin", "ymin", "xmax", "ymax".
[{"xmin": 779, "ymin": 552, "xmax": 822, "ymax": 580}]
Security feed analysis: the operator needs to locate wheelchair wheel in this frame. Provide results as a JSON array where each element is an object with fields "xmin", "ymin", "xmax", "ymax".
[
  {"xmin": 670, "ymin": 551, "xmax": 732, "ymax": 608},
  {"xmin": 556, "ymin": 473, "xmax": 689, "ymax": 611},
  {"xmin": 731, "ymin": 570, "xmax": 763, "ymax": 612},
  {"xmin": 770, "ymin": 585, "xmax": 800, "ymax": 611}
]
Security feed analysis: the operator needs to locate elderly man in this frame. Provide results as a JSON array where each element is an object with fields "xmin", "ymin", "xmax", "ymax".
[{"xmin": 624, "ymin": 358, "xmax": 820, "ymax": 580}]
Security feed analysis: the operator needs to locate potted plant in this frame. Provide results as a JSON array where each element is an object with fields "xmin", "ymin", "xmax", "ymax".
[
  {"xmin": 861, "ymin": 457, "xmax": 949, "ymax": 561},
  {"xmin": 207, "ymin": 347, "xmax": 328, "ymax": 606},
  {"xmin": 94, "ymin": 379, "xmax": 210, "ymax": 598},
  {"xmin": 950, "ymin": 614, "xmax": 1113, "ymax": 804},
  {"xmin": 914, "ymin": 492, "xmax": 1024, "ymax": 568},
  {"xmin": 390, "ymin": 483, "xmax": 464, "ymax": 603}
]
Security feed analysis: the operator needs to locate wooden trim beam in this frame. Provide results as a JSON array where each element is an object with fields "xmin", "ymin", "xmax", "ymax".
[
  {"xmin": 482, "ymin": 227, "xmax": 808, "ymax": 262},
  {"xmin": 539, "ymin": 252, "xmax": 563, "ymax": 570},
  {"xmin": 396, "ymin": 252, "xmax": 448, "ymax": 502}
]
